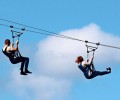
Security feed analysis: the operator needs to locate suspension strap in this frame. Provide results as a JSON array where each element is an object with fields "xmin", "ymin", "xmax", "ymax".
[
  {"xmin": 85, "ymin": 40, "xmax": 100, "ymax": 61},
  {"xmin": 85, "ymin": 40, "xmax": 89, "ymax": 61},
  {"xmin": 10, "ymin": 26, "xmax": 25, "ymax": 57},
  {"xmin": 10, "ymin": 26, "xmax": 25, "ymax": 43}
]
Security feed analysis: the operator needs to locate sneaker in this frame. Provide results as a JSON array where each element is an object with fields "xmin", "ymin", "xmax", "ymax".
[
  {"xmin": 20, "ymin": 71, "xmax": 28, "ymax": 75},
  {"xmin": 25, "ymin": 70, "xmax": 32, "ymax": 74},
  {"xmin": 106, "ymin": 67, "xmax": 111, "ymax": 73}
]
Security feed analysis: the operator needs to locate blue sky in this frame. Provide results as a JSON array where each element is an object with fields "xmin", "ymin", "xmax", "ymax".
[{"xmin": 0, "ymin": 0, "xmax": 120, "ymax": 100}]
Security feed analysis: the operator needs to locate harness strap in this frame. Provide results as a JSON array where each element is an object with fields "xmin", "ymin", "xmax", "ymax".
[
  {"xmin": 2, "ymin": 47, "xmax": 21, "ymax": 58},
  {"xmin": 2, "ymin": 47, "xmax": 14, "ymax": 58}
]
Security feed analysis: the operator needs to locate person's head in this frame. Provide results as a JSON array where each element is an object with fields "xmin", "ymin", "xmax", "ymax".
[
  {"xmin": 75, "ymin": 56, "xmax": 84, "ymax": 63},
  {"xmin": 5, "ymin": 39, "xmax": 11, "ymax": 46}
]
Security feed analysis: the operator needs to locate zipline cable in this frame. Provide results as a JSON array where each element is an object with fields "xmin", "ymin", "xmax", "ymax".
[
  {"xmin": 0, "ymin": 19, "xmax": 120, "ymax": 50},
  {"xmin": 0, "ymin": 23, "xmax": 85, "ymax": 42},
  {"xmin": 0, "ymin": 18, "xmax": 75, "ymax": 39},
  {"xmin": 0, "ymin": 23, "xmax": 82, "ymax": 40}
]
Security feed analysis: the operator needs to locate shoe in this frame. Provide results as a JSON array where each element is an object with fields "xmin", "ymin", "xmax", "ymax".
[
  {"xmin": 25, "ymin": 70, "xmax": 32, "ymax": 74},
  {"xmin": 20, "ymin": 71, "xmax": 28, "ymax": 75},
  {"xmin": 106, "ymin": 67, "xmax": 111, "ymax": 73}
]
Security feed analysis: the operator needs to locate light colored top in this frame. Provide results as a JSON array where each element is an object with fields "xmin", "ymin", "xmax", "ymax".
[{"xmin": 3, "ymin": 46, "xmax": 12, "ymax": 53}]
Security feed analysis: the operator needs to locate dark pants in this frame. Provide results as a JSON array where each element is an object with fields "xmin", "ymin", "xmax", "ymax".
[
  {"xmin": 84, "ymin": 64, "xmax": 109, "ymax": 79},
  {"xmin": 9, "ymin": 57, "xmax": 29, "ymax": 71},
  {"xmin": 84, "ymin": 70, "xmax": 109, "ymax": 79}
]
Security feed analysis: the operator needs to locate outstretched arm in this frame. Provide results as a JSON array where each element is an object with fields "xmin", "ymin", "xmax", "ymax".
[
  {"xmin": 11, "ymin": 41, "xmax": 19, "ymax": 51},
  {"xmin": 84, "ymin": 56, "xmax": 94, "ymax": 66}
]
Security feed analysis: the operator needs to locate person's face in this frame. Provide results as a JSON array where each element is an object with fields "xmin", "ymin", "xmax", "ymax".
[
  {"xmin": 5, "ymin": 40, "xmax": 11, "ymax": 46},
  {"xmin": 8, "ymin": 41, "xmax": 10, "ymax": 46}
]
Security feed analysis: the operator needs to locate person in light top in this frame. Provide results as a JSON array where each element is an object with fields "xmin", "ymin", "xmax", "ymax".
[{"xmin": 2, "ymin": 39, "xmax": 32, "ymax": 75}]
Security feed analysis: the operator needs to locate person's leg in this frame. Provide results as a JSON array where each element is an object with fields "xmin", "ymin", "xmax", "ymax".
[
  {"xmin": 85, "ymin": 63, "xmax": 95, "ymax": 72},
  {"xmin": 95, "ymin": 71, "xmax": 109, "ymax": 76},
  {"xmin": 19, "ymin": 57, "xmax": 26, "ymax": 73},
  {"xmin": 24, "ymin": 57, "xmax": 29, "ymax": 70},
  {"xmin": 10, "ymin": 57, "xmax": 27, "ymax": 75},
  {"xmin": 10, "ymin": 57, "xmax": 24, "ymax": 70},
  {"xmin": 24, "ymin": 57, "xmax": 32, "ymax": 74},
  {"xmin": 94, "ymin": 67, "xmax": 111, "ymax": 76},
  {"xmin": 90, "ymin": 63, "xmax": 95, "ymax": 71},
  {"xmin": 84, "ymin": 69, "xmax": 93, "ymax": 79},
  {"xmin": 90, "ymin": 70, "xmax": 111, "ymax": 79}
]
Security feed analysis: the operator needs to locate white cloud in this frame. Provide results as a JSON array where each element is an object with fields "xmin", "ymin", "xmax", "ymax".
[
  {"xmin": 8, "ymin": 68, "xmax": 71, "ymax": 100},
  {"xmin": 8, "ymin": 23, "xmax": 120, "ymax": 100}
]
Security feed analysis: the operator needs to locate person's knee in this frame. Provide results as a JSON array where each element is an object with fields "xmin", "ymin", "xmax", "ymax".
[
  {"xmin": 27, "ymin": 57, "xmax": 29, "ymax": 61},
  {"xmin": 25, "ymin": 57, "xmax": 29, "ymax": 62}
]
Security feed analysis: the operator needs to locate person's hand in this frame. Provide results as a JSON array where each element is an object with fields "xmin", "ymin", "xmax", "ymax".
[
  {"xmin": 91, "ymin": 56, "xmax": 94, "ymax": 59},
  {"xmin": 12, "ymin": 42, "xmax": 14, "ymax": 46},
  {"xmin": 16, "ymin": 40, "xmax": 19, "ymax": 45}
]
